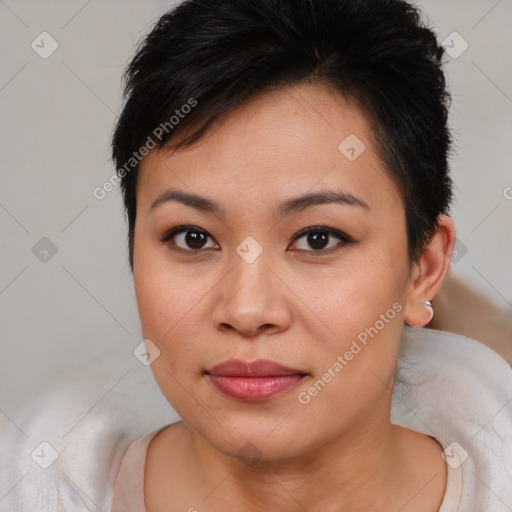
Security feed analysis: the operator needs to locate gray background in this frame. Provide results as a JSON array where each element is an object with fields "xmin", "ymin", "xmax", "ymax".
[{"xmin": 1, "ymin": 0, "xmax": 511, "ymax": 426}]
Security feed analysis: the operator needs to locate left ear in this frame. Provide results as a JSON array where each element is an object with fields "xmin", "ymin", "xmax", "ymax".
[{"xmin": 403, "ymin": 214, "xmax": 457, "ymax": 327}]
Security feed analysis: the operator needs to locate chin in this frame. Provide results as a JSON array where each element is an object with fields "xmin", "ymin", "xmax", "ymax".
[{"xmin": 186, "ymin": 410, "xmax": 318, "ymax": 463}]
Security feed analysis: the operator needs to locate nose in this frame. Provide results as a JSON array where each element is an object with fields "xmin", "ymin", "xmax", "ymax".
[{"xmin": 211, "ymin": 250, "xmax": 292, "ymax": 338}]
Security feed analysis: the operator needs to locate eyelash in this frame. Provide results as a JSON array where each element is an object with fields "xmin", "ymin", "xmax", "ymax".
[{"xmin": 159, "ymin": 225, "xmax": 353, "ymax": 256}]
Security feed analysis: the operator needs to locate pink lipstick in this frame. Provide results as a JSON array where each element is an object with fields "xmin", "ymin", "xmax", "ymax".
[{"xmin": 206, "ymin": 359, "xmax": 307, "ymax": 401}]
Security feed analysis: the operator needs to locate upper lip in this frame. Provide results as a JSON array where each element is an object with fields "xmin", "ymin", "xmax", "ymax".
[{"xmin": 207, "ymin": 359, "xmax": 307, "ymax": 377}]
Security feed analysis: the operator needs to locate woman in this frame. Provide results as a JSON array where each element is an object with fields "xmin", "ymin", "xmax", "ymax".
[
  {"xmin": 2, "ymin": 0, "xmax": 510, "ymax": 511},
  {"xmin": 106, "ymin": 0, "xmax": 512, "ymax": 510}
]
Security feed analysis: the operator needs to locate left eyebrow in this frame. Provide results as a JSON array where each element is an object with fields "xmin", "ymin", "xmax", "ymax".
[{"xmin": 277, "ymin": 189, "xmax": 370, "ymax": 219}]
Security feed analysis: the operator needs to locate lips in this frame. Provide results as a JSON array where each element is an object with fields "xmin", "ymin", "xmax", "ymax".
[{"xmin": 206, "ymin": 359, "xmax": 307, "ymax": 401}]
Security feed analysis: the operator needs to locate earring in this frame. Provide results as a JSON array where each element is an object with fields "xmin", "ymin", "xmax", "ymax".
[{"xmin": 424, "ymin": 300, "xmax": 434, "ymax": 322}]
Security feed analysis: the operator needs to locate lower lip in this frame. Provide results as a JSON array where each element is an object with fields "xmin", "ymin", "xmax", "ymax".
[{"xmin": 208, "ymin": 374, "xmax": 305, "ymax": 401}]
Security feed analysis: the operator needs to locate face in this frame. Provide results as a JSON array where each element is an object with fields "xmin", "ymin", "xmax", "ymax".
[{"xmin": 133, "ymin": 83, "xmax": 412, "ymax": 461}]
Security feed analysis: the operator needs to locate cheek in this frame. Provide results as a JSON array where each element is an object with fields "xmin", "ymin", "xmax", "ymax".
[
  {"xmin": 133, "ymin": 262, "xmax": 210, "ymax": 412},
  {"xmin": 134, "ymin": 232, "xmax": 198, "ymax": 328},
  {"xmin": 293, "ymin": 288, "xmax": 403, "ymax": 435},
  {"xmin": 133, "ymin": 251, "xmax": 207, "ymax": 363},
  {"xmin": 288, "ymin": 260, "xmax": 405, "ymax": 397},
  {"xmin": 291, "ymin": 261, "xmax": 403, "ymax": 341}
]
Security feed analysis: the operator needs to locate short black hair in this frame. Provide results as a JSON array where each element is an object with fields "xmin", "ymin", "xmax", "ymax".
[{"xmin": 111, "ymin": 0, "xmax": 455, "ymax": 271}]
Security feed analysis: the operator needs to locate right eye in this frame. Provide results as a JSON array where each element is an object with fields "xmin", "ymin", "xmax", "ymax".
[{"xmin": 160, "ymin": 225, "xmax": 220, "ymax": 253}]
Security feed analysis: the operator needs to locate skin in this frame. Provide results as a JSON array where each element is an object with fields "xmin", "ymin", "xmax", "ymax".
[{"xmin": 132, "ymin": 82, "xmax": 456, "ymax": 511}]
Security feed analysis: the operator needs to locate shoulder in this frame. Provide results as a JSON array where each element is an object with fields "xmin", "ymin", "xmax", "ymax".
[
  {"xmin": 394, "ymin": 325, "xmax": 512, "ymax": 427},
  {"xmin": 392, "ymin": 326, "xmax": 512, "ymax": 510},
  {"xmin": 400, "ymin": 324, "xmax": 512, "ymax": 372},
  {"xmin": 0, "ymin": 352, "xmax": 177, "ymax": 511},
  {"xmin": 396, "ymin": 325, "xmax": 512, "ymax": 401}
]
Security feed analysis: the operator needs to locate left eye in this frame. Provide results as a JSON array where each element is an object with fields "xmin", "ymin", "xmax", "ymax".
[{"xmin": 289, "ymin": 227, "xmax": 351, "ymax": 253}]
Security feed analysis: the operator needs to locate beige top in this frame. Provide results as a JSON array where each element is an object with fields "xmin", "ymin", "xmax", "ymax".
[
  {"xmin": 111, "ymin": 424, "xmax": 168, "ymax": 512},
  {"xmin": 111, "ymin": 425, "xmax": 463, "ymax": 512},
  {"xmin": 2, "ymin": 327, "xmax": 510, "ymax": 511}
]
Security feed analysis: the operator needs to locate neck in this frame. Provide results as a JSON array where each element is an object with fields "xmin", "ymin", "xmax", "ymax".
[{"xmin": 187, "ymin": 407, "xmax": 416, "ymax": 511}]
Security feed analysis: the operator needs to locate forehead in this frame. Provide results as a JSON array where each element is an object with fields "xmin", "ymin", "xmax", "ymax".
[{"xmin": 136, "ymin": 82, "xmax": 401, "ymax": 214}]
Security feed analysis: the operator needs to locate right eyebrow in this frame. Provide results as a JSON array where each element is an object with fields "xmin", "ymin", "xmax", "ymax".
[{"xmin": 149, "ymin": 188, "xmax": 226, "ymax": 216}]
